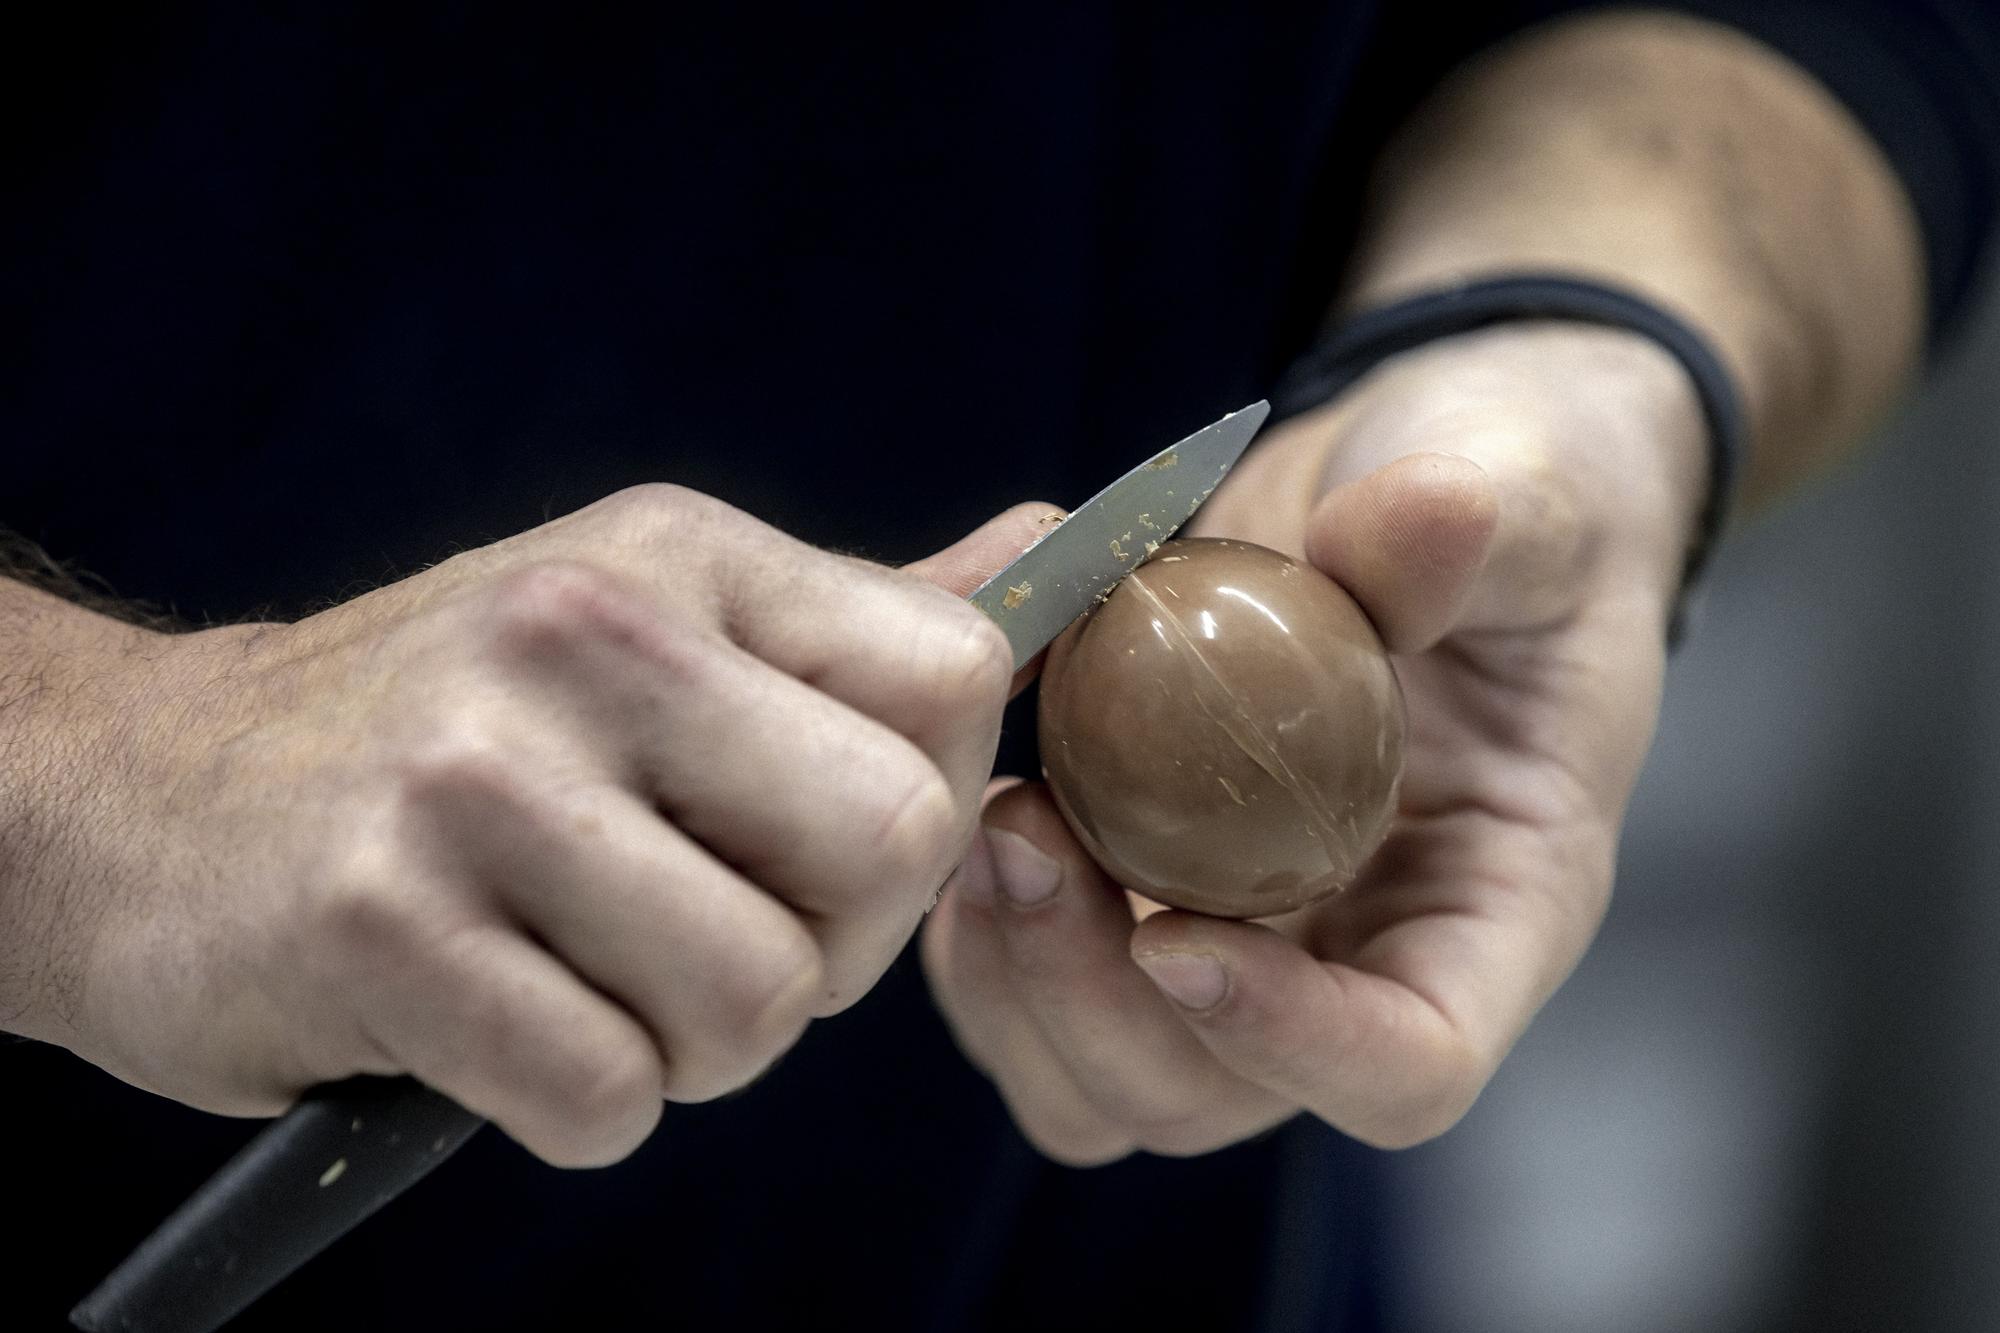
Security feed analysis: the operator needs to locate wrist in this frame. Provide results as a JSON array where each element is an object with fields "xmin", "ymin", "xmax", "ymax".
[{"xmin": 1338, "ymin": 10, "xmax": 1923, "ymax": 507}]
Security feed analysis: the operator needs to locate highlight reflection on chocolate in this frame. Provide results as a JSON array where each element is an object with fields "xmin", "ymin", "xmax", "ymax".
[{"xmin": 1038, "ymin": 538, "xmax": 1404, "ymax": 918}]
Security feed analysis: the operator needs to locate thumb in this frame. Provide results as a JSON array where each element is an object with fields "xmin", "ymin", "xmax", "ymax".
[
  {"xmin": 1302, "ymin": 452, "xmax": 1499, "ymax": 654},
  {"xmin": 905, "ymin": 502, "xmax": 1066, "ymax": 598}
]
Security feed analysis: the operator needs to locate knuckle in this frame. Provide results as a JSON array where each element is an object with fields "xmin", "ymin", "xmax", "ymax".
[
  {"xmin": 309, "ymin": 874, "xmax": 423, "ymax": 971},
  {"xmin": 487, "ymin": 559, "xmax": 638, "ymax": 657},
  {"xmin": 1352, "ymin": 1039, "xmax": 1486, "ymax": 1151},
  {"xmin": 1012, "ymin": 1103, "xmax": 1133, "ymax": 1168},
  {"xmin": 663, "ymin": 929, "xmax": 823, "ymax": 1102},
  {"xmin": 916, "ymin": 602, "xmax": 1013, "ymax": 712},
  {"xmin": 1117, "ymin": 1105, "xmax": 1219, "ymax": 1158},
  {"xmin": 448, "ymin": 980, "xmax": 528, "ymax": 1069},
  {"xmin": 1494, "ymin": 450, "xmax": 1599, "ymax": 602},
  {"xmin": 807, "ymin": 917, "xmax": 915, "ymax": 1019},
  {"xmin": 871, "ymin": 767, "xmax": 961, "ymax": 888},
  {"xmin": 725, "ymin": 928, "xmax": 825, "ymax": 1046},
  {"xmin": 396, "ymin": 722, "xmax": 525, "ymax": 810},
  {"xmin": 485, "ymin": 557, "xmax": 725, "ymax": 691},
  {"xmin": 597, "ymin": 481, "xmax": 707, "ymax": 529},
  {"xmin": 1132, "ymin": 1128, "xmax": 1222, "ymax": 1158},
  {"xmin": 595, "ymin": 483, "xmax": 746, "ymax": 554},
  {"xmin": 536, "ymin": 1035, "xmax": 665, "ymax": 1167},
  {"xmin": 951, "ymin": 608, "xmax": 1015, "ymax": 700}
]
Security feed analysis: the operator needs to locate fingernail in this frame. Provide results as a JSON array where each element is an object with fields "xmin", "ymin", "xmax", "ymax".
[
  {"xmin": 1135, "ymin": 951, "xmax": 1229, "ymax": 1012},
  {"xmin": 946, "ymin": 827, "xmax": 998, "ymax": 909},
  {"xmin": 988, "ymin": 828, "xmax": 1062, "ymax": 907}
]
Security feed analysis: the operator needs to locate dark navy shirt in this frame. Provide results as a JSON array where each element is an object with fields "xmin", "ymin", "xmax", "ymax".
[{"xmin": 6, "ymin": 5, "xmax": 1995, "ymax": 1329}]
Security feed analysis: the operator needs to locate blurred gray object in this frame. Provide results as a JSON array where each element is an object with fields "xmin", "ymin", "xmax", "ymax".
[{"xmin": 1380, "ymin": 273, "xmax": 2000, "ymax": 1333}]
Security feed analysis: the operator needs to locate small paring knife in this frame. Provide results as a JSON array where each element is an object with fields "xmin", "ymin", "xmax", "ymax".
[{"xmin": 70, "ymin": 399, "xmax": 1271, "ymax": 1333}]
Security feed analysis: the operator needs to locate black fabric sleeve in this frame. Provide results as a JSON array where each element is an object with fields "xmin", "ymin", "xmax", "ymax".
[{"xmin": 1354, "ymin": 0, "xmax": 2000, "ymax": 350}]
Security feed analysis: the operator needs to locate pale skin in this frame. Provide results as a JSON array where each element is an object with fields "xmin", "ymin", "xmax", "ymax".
[
  {"xmin": 921, "ymin": 11, "xmax": 1924, "ymax": 1162},
  {"xmin": 0, "ymin": 486, "xmax": 1053, "ymax": 1166},
  {"xmin": 0, "ymin": 12, "xmax": 1926, "ymax": 1168}
]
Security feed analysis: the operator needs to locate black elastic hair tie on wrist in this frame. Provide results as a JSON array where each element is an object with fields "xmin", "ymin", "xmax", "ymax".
[{"xmin": 1268, "ymin": 274, "xmax": 1746, "ymax": 645}]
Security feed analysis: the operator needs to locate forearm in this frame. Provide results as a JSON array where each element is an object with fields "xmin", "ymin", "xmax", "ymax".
[{"xmin": 1339, "ymin": 9, "xmax": 1925, "ymax": 510}]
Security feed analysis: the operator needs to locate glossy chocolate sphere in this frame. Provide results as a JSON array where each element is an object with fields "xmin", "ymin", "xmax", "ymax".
[{"xmin": 1038, "ymin": 538, "xmax": 1404, "ymax": 918}]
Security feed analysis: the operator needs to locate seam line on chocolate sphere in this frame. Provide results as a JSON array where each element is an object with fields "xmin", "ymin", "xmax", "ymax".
[{"xmin": 1123, "ymin": 567, "xmax": 1362, "ymax": 859}]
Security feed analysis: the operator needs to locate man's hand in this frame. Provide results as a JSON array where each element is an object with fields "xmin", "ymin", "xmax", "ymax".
[
  {"xmin": 922, "ymin": 324, "xmax": 1708, "ymax": 1160},
  {"xmin": 1, "ymin": 486, "xmax": 1051, "ymax": 1166},
  {"xmin": 921, "ymin": 0, "xmax": 1928, "ymax": 1165}
]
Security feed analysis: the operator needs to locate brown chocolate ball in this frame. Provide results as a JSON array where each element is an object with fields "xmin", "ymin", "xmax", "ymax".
[{"xmin": 1037, "ymin": 537, "xmax": 1404, "ymax": 918}]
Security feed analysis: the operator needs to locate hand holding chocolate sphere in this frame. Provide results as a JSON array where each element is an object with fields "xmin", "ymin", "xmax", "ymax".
[{"xmin": 1037, "ymin": 538, "xmax": 1404, "ymax": 918}]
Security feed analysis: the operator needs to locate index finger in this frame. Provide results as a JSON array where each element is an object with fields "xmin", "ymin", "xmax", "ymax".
[
  {"xmin": 704, "ymin": 498, "xmax": 1060, "ymax": 800},
  {"xmin": 906, "ymin": 503, "xmax": 1067, "ymax": 698},
  {"xmin": 559, "ymin": 488, "xmax": 1048, "ymax": 811}
]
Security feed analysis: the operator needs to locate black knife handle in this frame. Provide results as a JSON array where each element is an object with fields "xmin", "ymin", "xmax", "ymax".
[{"xmin": 71, "ymin": 1075, "xmax": 485, "ymax": 1333}]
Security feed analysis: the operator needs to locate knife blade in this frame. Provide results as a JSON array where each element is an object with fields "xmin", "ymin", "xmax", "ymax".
[
  {"xmin": 70, "ymin": 400, "xmax": 1272, "ymax": 1333},
  {"xmin": 969, "ymin": 399, "xmax": 1270, "ymax": 669}
]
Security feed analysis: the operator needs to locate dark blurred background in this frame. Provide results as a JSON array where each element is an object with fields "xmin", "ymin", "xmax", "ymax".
[
  {"xmin": 9, "ymin": 8, "xmax": 1997, "ymax": 1330},
  {"xmin": 1376, "ymin": 270, "xmax": 2000, "ymax": 1331}
]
